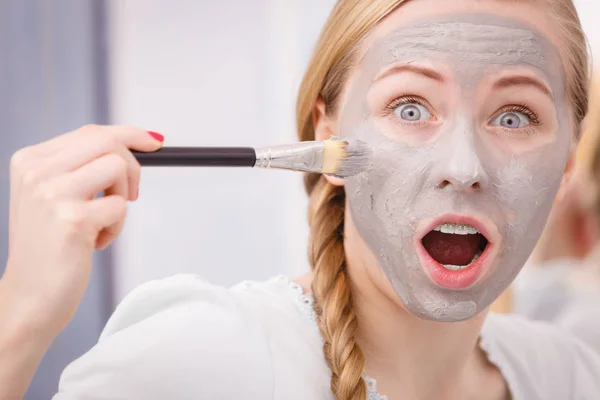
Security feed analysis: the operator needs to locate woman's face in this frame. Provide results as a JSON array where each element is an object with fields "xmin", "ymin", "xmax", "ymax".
[{"xmin": 329, "ymin": 0, "xmax": 573, "ymax": 321}]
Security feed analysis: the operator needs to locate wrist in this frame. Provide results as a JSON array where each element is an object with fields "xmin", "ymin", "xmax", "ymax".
[
  {"xmin": 0, "ymin": 277, "xmax": 57, "ymax": 348},
  {"xmin": 0, "ymin": 276, "xmax": 56, "ymax": 400}
]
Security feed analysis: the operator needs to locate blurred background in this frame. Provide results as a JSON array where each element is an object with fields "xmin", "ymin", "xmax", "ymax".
[{"xmin": 0, "ymin": 1, "xmax": 599, "ymax": 398}]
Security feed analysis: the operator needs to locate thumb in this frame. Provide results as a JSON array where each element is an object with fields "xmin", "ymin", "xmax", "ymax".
[{"xmin": 103, "ymin": 126, "xmax": 165, "ymax": 153}]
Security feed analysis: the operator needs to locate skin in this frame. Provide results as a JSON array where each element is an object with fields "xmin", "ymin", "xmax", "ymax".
[
  {"xmin": 0, "ymin": 1, "xmax": 578, "ymax": 400},
  {"xmin": 302, "ymin": 0, "xmax": 578, "ymax": 398},
  {"xmin": 0, "ymin": 126, "xmax": 163, "ymax": 399}
]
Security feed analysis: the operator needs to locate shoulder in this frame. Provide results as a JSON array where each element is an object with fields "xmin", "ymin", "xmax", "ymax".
[
  {"xmin": 100, "ymin": 274, "xmax": 266, "ymax": 338},
  {"xmin": 555, "ymin": 294, "xmax": 600, "ymax": 355},
  {"xmin": 482, "ymin": 313, "xmax": 600, "ymax": 399},
  {"xmin": 56, "ymin": 274, "xmax": 303, "ymax": 399}
]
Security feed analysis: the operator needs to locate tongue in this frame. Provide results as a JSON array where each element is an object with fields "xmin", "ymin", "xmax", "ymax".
[{"xmin": 422, "ymin": 231, "xmax": 482, "ymax": 266}]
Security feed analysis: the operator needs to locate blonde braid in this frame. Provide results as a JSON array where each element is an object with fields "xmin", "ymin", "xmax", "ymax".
[
  {"xmin": 307, "ymin": 175, "xmax": 367, "ymax": 400},
  {"xmin": 298, "ymin": 3, "xmax": 406, "ymax": 398}
]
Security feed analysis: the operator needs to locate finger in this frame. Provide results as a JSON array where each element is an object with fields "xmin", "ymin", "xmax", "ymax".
[
  {"xmin": 18, "ymin": 125, "xmax": 161, "ymax": 178},
  {"xmin": 8, "ymin": 125, "xmax": 148, "ymax": 180},
  {"xmin": 44, "ymin": 142, "xmax": 140, "ymax": 200},
  {"xmin": 49, "ymin": 125, "xmax": 162, "ymax": 169},
  {"xmin": 22, "ymin": 130, "xmax": 151, "ymax": 200},
  {"xmin": 82, "ymin": 195, "xmax": 128, "ymax": 250},
  {"xmin": 114, "ymin": 144, "xmax": 140, "ymax": 201},
  {"xmin": 8, "ymin": 126, "xmax": 156, "ymax": 241},
  {"xmin": 43, "ymin": 153, "xmax": 129, "ymax": 201},
  {"xmin": 31, "ymin": 125, "xmax": 164, "ymax": 158},
  {"xmin": 53, "ymin": 126, "xmax": 160, "ymax": 199},
  {"xmin": 94, "ymin": 208, "xmax": 126, "ymax": 250},
  {"xmin": 121, "ymin": 145, "xmax": 141, "ymax": 201},
  {"xmin": 99, "ymin": 171, "xmax": 129, "ymax": 247}
]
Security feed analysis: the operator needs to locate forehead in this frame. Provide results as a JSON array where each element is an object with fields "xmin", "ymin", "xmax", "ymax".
[{"xmin": 357, "ymin": 13, "xmax": 565, "ymax": 90}]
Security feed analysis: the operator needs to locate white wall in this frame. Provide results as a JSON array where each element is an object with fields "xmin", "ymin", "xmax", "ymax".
[
  {"xmin": 108, "ymin": 0, "xmax": 336, "ymax": 301},
  {"xmin": 108, "ymin": 1, "xmax": 600, "ymax": 302},
  {"xmin": 575, "ymin": 0, "xmax": 600, "ymax": 65}
]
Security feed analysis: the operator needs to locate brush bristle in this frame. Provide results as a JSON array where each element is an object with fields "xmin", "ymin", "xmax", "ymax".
[{"xmin": 322, "ymin": 137, "xmax": 371, "ymax": 177}]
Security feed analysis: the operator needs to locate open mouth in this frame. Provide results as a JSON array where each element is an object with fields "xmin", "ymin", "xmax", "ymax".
[
  {"xmin": 416, "ymin": 216, "xmax": 496, "ymax": 290},
  {"xmin": 421, "ymin": 223, "xmax": 489, "ymax": 271}
]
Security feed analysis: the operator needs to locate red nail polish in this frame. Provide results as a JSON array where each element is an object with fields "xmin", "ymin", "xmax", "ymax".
[{"xmin": 148, "ymin": 131, "xmax": 164, "ymax": 142}]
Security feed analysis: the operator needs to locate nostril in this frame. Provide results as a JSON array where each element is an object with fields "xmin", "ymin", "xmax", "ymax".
[
  {"xmin": 437, "ymin": 179, "xmax": 483, "ymax": 191},
  {"xmin": 438, "ymin": 180, "xmax": 451, "ymax": 189}
]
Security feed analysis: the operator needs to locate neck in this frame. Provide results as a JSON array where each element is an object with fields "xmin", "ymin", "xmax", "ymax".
[
  {"xmin": 346, "ymin": 259, "xmax": 488, "ymax": 398},
  {"xmin": 584, "ymin": 244, "xmax": 600, "ymax": 268},
  {"xmin": 569, "ymin": 243, "xmax": 600, "ymax": 290}
]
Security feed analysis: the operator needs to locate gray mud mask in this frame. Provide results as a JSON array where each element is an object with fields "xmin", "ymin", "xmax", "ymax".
[{"xmin": 341, "ymin": 14, "xmax": 570, "ymax": 321}]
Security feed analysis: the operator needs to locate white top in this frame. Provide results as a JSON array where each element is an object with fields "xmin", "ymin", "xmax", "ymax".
[
  {"xmin": 53, "ymin": 274, "xmax": 600, "ymax": 400},
  {"xmin": 515, "ymin": 259, "xmax": 600, "ymax": 354}
]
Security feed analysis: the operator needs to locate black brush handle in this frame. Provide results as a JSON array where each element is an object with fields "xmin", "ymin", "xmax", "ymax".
[{"xmin": 132, "ymin": 147, "xmax": 257, "ymax": 167}]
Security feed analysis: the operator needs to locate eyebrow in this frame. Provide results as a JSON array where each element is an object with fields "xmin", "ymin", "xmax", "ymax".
[
  {"xmin": 492, "ymin": 75, "xmax": 554, "ymax": 100},
  {"xmin": 374, "ymin": 64, "xmax": 446, "ymax": 83}
]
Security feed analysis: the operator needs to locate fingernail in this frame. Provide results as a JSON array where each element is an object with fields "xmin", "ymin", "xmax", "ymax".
[
  {"xmin": 148, "ymin": 131, "xmax": 164, "ymax": 142},
  {"xmin": 135, "ymin": 187, "xmax": 140, "ymax": 200}
]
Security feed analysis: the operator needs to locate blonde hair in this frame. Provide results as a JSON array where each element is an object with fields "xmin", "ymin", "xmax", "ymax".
[
  {"xmin": 578, "ymin": 76, "xmax": 600, "ymax": 170},
  {"xmin": 296, "ymin": 1, "xmax": 590, "ymax": 398},
  {"xmin": 582, "ymin": 76, "xmax": 600, "ymax": 222}
]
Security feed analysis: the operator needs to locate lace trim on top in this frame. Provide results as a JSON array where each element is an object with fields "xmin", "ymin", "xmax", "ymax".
[{"xmin": 287, "ymin": 279, "xmax": 388, "ymax": 400}]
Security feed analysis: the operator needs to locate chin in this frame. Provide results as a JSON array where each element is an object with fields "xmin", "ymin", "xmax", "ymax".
[
  {"xmin": 389, "ymin": 271, "xmax": 484, "ymax": 322},
  {"xmin": 403, "ymin": 295, "xmax": 482, "ymax": 322}
]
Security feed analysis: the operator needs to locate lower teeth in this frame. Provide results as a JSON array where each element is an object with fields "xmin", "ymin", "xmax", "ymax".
[{"xmin": 442, "ymin": 250, "xmax": 482, "ymax": 271}]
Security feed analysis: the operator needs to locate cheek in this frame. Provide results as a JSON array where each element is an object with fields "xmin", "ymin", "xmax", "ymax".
[
  {"xmin": 367, "ymin": 163, "xmax": 412, "ymax": 239},
  {"xmin": 346, "ymin": 140, "xmax": 433, "ymax": 246},
  {"xmin": 496, "ymin": 138, "xmax": 569, "ymax": 204},
  {"xmin": 492, "ymin": 145, "xmax": 568, "ymax": 250},
  {"xmin": 494, "ymin": 159, "xmax": 539, "ymax": 221}
]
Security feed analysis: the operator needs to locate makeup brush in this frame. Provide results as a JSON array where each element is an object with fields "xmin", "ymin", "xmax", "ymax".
[{"xmin": 132, "ymin": 138, "xmax": 371, "ymax": 177}]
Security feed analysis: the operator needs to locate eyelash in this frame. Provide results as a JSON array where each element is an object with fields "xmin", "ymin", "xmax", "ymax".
[
  {"xmin": 384, "ymin": 95, "xmax": 431, "ymax": 115},
  {"xmin": 383, "ymin": 95, "xmax": 435, "ymax": 128},
  {"xmin": 383, "ymin": 97, "xmax": 541, "ymax": 128},
  {"xmin": 494, "ymin": 104, "xmax": 541, "ymax": 125}
]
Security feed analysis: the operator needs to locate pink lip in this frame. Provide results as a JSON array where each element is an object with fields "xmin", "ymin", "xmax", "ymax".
[{"xmin": 414, "ymin": 213, "xmax": 501, "ymax": 290}]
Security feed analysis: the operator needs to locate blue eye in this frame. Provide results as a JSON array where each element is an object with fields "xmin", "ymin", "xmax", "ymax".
[
  {"xmin": 394, "ymin": 103, "xmax": 431, "ymax": 122},
  {"xmin": 491, "ymin": 111, "xmax": 530, "ymax": 129}
]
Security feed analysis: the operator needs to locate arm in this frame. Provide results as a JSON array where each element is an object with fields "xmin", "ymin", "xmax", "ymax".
[
  {"xmin": 0, "ymin": 281, "xmax": 54, "ymax": 400},
  {"xmin": 53, "ymin": 275, "xmax": 273, "ymax": 400},
  {"xmin": 0, "ymin": 125, "xmax": 164, "ymax": 399},
  {"xmin": 554, "ymin": 296, "xmax": 600, "ymax": 356}
]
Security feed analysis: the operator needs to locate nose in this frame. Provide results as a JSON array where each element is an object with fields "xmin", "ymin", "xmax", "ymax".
[{"xmin": 433, "ymin": 131, "xmax": 488, "ymax": 192}]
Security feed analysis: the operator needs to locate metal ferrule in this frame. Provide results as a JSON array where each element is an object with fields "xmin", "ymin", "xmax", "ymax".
[{"xmin": 254, "ymin": 142, "xmax": 325, "ymax": 173}]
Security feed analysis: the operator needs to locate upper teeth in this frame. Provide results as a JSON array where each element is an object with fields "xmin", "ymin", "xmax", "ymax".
[{"xmin": 433, "ymin": 223, "xmax": 479, "ymax": 235}]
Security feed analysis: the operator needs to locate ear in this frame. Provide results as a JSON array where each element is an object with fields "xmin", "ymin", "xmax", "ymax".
[
  {"xmin": 581, "ymin": 116, "xmax": 589, "ymax": 135},
  {"xmin": 573, "ymin": 200, "xmax": 598, "ymax": 258},
  {"xmin": 567, "ymin": 172, "xmax": 597, "ymax": 257},
  {"xmin": 556, "ymin": 149, "xmax": 576, "ymax": 202},
  {"xmin": 313, "ymin": 98, "xmax": 344, "ymax": 187}
]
